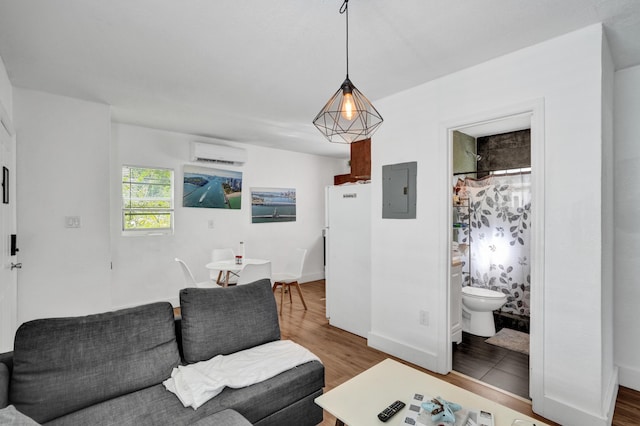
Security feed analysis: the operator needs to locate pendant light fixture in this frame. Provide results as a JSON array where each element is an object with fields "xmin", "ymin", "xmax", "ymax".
[{"xmin": 313, "ymin": 0, "xmax": 383, "ymax": 144}]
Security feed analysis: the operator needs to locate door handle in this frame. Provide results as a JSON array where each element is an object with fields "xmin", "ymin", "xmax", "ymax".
[
  {"xmin": 11, "ymin": 234, "xmax": 19, "ymax": 256},
  {"xmin": 10, "ymin": 262, "xmax": 22, "ymax": 270}
]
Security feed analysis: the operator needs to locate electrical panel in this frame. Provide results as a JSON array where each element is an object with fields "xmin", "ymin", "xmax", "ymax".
[{"xmin": 382, "ymin": 161, "xmax": 417, "ymax": 219}]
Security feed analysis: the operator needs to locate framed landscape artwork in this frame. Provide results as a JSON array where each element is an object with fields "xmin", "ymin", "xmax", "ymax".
[
  {"xmin": 183, "ymin": 165, "xmax": 242, "ymax": 209},
  {"xmin": 250, "ymin": 187, "xmax": 296, "ymax": 223}
]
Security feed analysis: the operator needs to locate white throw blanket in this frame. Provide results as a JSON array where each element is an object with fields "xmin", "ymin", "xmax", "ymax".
[{"xmin": 163, "ymin": 340, "xmax": 321, "ymax": 410}]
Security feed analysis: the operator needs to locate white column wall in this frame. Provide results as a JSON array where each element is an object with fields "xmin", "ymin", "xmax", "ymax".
[
  {"xmin": 110, "ymin": 123, "xmax": 342, "ymax": 308},
  {"xmin": 368, "ymin": 24, "xmax": 615, "ymax": 425},
  {"xmin": 14, "ymin": 88, "xmax": 112, "ymax": 323},
  {"xmin": 614, "ymin": 64, "xmax": 640, "ymax": 391},
  {"xmin": 600, "ymin": 32, "xmax": 617, "ymax": 416}
]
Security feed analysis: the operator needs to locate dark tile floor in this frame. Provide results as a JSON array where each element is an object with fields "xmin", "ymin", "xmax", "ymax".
[{"xmin": 452, "ymin": 330, "xmax": 530, "ymax": 400}]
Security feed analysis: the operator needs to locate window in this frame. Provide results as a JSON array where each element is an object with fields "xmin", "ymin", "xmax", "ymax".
[{"xmin": 122, "ymin": 166, "xmax": 174, "ymax": 235}]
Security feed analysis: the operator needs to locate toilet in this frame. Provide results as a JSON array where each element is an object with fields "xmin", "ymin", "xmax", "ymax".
[{"xmin": 461, "ymin": 286, "xmax": 507, "ymax": 337}]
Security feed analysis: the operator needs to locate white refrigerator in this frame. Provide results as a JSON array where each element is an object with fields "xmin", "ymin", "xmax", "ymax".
[{"xmin": 324, "ymin": 184, "xmax": 371, "ymax": 338}]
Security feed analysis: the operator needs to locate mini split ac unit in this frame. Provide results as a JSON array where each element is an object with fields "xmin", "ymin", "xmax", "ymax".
[{"xmin": 190, "ymin": 142, "xmax": 247, "ymax": 166}]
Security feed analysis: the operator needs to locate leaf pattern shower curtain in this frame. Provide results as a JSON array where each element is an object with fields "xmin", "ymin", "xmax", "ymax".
[{"xmin": 457, "ymin": 173, "xmax": 532, "ymax": 317}]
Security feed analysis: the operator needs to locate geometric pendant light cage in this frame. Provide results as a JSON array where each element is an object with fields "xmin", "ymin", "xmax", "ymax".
[
  {"xmin": 313, "ymin": 77, "xmax": 383, "ymax": 144},
  {"xmin": 312, "ymin": 0, "xmax": 383, "ymax": 144}
]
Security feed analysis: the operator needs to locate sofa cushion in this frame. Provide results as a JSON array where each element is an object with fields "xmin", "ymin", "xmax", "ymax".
[
  {"xmin": 44, "ymin": 360, "xmax": 324, "ymax": 426},
  {"xmin": 190, "ymin": 409, "xmax": 252, "ymax": 426},
  {"xmin": 211, "ymin": 360, "xmax": 324, "ymax": 425},
  {"xmin": 180, "ymin": 279, "xmax": 280, "ymax": 363},
  {"xmin": 253, "ymin": 389, "xmax": 324, "ymax": 426},
  {"xmin": 10, "ymin": 302, "xmax": 180, "ymax": 424}
]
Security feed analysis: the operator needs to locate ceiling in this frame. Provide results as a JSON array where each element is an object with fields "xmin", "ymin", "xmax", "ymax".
[{"xmin": 1, "ymin": 0, "xmax": 639, "ymax": 159}]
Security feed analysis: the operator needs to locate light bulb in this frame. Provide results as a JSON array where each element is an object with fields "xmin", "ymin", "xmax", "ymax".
[{"xmin": 341, "ymin": 92, "xmax": 355, "ymax": 120}]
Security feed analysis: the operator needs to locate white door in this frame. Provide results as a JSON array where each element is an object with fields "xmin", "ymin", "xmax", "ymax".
[{"xmin": 0, "ymin": 113, "xmax": 17, "ymax": 352}]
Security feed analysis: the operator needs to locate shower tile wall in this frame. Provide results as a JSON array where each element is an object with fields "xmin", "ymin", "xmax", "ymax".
[{"xmin": 477, "ymin": 129, "xmax": 530, "ymax": 177}]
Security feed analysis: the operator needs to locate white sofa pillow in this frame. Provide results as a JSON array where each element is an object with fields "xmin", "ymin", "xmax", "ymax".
[{"xmin": 0, "ymin": 405, "xmax": 40, "ymax": 425}]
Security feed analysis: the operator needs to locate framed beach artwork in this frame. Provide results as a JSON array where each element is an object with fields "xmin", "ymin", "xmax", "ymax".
[
  {"xmin": 183, "ymin": 165, "xmax": 242, "ymax": 209},
  {"xmin": 250, "ymin": 187, "xmax": 296, "ymax": 223}
]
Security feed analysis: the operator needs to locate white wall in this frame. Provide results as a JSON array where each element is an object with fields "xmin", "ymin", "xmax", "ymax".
[
  {"xmin": 110, "ymin": 123, "xmax": 342, "ymax": 308},
  {"xmin": 368, "ymin": 24, "xmax": 615, "ymax": 425},
  {"xmin": 600, "ymin": 31, "xmax": 617, "ymax": 416},
  {"xmin": 614, "ymin": 64, "xmax": 640, "ymax": 390},
  {"xmin": 6, "ymin": 24, "xmax": 635, "ymax": 422},
  {"xmin": 12, "ymin": 89, "xmax": 343, "ymax": 321},
  {"xmin": 0, "ymin": 56, "xmax": 11, "ymax": 118},
  {"xmin": 14, "ymin": 88, "xmax": 112, "ymax": 323}
]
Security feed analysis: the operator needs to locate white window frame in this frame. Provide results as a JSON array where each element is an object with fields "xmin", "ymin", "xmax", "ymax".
[{"xmin": 121, "ymin": 165, "xmax": 174, "ymax": 236}]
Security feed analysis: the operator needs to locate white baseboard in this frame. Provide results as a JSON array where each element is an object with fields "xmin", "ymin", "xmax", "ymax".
[
  {"xmin": 367, "ymin": 331, "xmax": 439, "ymax": 373},
  {"xmin": 603, "ymin": 367, "xmax": 619, "ymax": 425},
  {"xmin": 618, "ymin": 363, "xmax": 640, "ymax": 391},
  {"xmin": 537, "ymin": 396, "xmax": 610, "ymax": 426},
  {"xmin": 301, "ymin": 271, "xmax": 325, "ymax": 283},
  {"xmin": 534, "ymin": 369, "xmax": 618, "ymax": 426}
]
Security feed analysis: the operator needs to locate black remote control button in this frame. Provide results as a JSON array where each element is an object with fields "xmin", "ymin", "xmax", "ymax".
[{"xmin": 377, "ymin": 400, "xmax": 405, "ymax": 422}]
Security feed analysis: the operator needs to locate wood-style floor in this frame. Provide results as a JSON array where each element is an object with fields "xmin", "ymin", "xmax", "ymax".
[{"xmin": 275, "ymin": 280, "xmax": 640, "ymax": 426}]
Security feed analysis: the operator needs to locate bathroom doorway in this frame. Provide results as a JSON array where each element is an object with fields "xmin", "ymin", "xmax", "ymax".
[{"xmin": 449, "ymin": 115, "xmax": 533, "ymax": 399}]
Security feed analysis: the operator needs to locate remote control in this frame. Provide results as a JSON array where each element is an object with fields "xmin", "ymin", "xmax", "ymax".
[{"xmin": 377, "ymin": 400, "xmax": 405, "ymax": 422}]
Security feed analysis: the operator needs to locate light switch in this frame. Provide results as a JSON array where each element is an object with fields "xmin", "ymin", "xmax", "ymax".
[{"xmin": 65, "ymin": 216, "xmax": 81, "ymax": 228}]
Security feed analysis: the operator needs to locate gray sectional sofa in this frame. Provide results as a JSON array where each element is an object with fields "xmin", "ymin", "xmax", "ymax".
[{"xmin": 0, "ymin": 279, "xmax": 324, "ymax": 425}]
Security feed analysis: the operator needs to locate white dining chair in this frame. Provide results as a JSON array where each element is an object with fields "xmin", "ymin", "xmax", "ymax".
[
  {"xmin": 175, "ymin": 258, "xmax": 221, "ymax": 288},
  {"xmin": 236, "ymin": 261, "xmax": 272, "ymax": 285},
  {"xmin": 271, "ymin": 248, "xmax": 308, "ymax": 314},
  {"xmin": 210, "ymin": 248, "xmax": 237, "ymax": 284}
]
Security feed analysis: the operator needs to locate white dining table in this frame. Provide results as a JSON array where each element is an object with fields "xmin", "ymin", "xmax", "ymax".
[{"xmin": 205, "ymin": 258, "xmax": 269, "ymax": 287}]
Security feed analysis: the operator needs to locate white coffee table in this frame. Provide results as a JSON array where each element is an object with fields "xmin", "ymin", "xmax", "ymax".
[{"xmin": 315, "ymin": 358, "xmax": 550, "ymax": 426}]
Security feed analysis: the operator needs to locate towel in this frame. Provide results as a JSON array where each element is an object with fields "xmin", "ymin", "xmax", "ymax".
[{"xmin": 163, "ymin": 340, "xmax": 321, "ymax": 409}]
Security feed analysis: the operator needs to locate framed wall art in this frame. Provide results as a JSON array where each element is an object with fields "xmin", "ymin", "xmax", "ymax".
[
  {"xmin": 183, "ymin": 165, "xmax": 242, "ymax": 209},
  {"xmin": 250, "ymin": 187, "xmax": 296, "ymax": 223}
]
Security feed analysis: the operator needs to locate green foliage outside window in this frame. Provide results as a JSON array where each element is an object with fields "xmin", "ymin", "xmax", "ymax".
[{"xmin": 122, "ymin": 166, "xmax": 173, "ymax": 232}]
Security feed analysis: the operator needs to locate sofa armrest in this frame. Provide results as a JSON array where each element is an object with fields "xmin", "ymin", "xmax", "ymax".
[
  {"xmin": 0, "ymin": 352, "xmax": 12, "ymax": 373},
  {"xmin": 0, "ymin": 352, "xmax": 12, "ymax": 409}
]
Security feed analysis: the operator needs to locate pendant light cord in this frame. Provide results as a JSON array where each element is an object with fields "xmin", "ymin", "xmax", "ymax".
[{"xmin": 340, "ymin": 0, "xmax": 349, "ymax": 78}]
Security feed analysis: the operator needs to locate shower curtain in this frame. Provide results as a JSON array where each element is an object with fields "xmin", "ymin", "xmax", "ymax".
[{"xmin": 456, "ymin": 173, "xmax": 531, "ymax": 317}]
